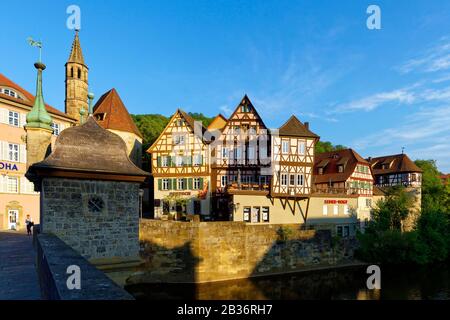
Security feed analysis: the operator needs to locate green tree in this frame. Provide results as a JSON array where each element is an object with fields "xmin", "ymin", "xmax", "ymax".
[
  {"xmin": 315, "ymin": 141, "xmax": 346, "ymax": 154},
  {"xmin": 414, "ymin": 159, "xmax": 447, "ymax": 212}
]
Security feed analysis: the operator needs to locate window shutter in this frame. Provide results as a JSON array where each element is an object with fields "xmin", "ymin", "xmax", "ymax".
[
  {"xmin": 157, "ymin": 156, "xmax": 161, "ymax": 167},
  {"xmin": 20, "ymin": 113, "xmax": 26, "ymax": 128},
  {"xmin": 168, "ymin": 179, "xmax": 172, "ymax": 190},
  {"xmin": 20, "ymin": 144, "xmax": 27, "ymax": 163},
  {"xmin": 173, "ymin": 178, "xmax": 177, "ymax": 190},
  {"xmin": 183, "ymin": 178, "xmax": 188, "ymax": 190},
  {"xmin": 171, "ymin": 156, "xmax": 176, "ymax": 167},
  {"xmin": 188, "ymin": 178, "xmax": 193, "ymax": 190},
  {"xmin": 200, "ymin": 155, "xmax": 203, "ymax": 165},
  {"xmin": 158, "ymin": 179, "xmax": 162, "ymax": 191},
  {"xmin": 199, "ymin": 178, "xmax": 204, "ymax": 189},
  {"xmin": 1, "ymin": 141, "xmax": 8, "ymax": 161},
  {"xmin": 0, "ymin": 108, "xmax": 8, "ymax": 124},
  {"xmin": 0, "ymin": 175, "xmax": 5, "ymax": 193}
]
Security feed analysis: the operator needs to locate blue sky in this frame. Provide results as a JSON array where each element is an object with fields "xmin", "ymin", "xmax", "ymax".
[{"xmin": 1, "ymin": 0, "xmax": 450, "ymax": 172}]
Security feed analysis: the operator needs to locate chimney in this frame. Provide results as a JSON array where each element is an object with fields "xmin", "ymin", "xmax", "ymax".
[{"xmin": 305, "ymin": 122, "xmax": 309, "ymax": 130}]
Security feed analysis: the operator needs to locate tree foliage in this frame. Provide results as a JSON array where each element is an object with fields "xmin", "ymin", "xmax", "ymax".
[
  {"xmin": 356, "ymin": 162, "xmax": 450, "ymax": 265},
  {"xmin": 315, "ymin": 141, "xmax": 346, "ymax": 154}
]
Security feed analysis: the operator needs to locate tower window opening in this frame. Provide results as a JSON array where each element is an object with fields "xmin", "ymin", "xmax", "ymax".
[
  {"xmin": 70, "ymin": 67, "xmax": 74, "ymax": 77},
  {"xmin": 77, "ymin": 68, "xmax": 81, "ymax": 79}
]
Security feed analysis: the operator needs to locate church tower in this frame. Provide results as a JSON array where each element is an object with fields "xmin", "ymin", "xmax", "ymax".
[{"xmin": 65, "ymin": 30, "xmax": 88, "ymax": 122}]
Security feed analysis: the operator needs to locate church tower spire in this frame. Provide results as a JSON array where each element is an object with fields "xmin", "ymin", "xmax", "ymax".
[{"xmin": 65, "ymin": 30, "xmax": 89, "ymax": 122}]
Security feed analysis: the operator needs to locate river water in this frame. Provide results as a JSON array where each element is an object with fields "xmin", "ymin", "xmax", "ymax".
[{"xmin": 126, "ymin": 264, "xmax": 449, "ymax": 300}]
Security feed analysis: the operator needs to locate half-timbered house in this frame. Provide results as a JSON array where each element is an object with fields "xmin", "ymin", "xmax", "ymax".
[
  {"xmin": 369, "ymin": 153, "xmax": 423, "ymax": 231},
  {"xmin": 210, "ymin": 95, "xmax": 271, "ymax": 220},
  {"xmin": 306, "ymin": 149, "xmax": 374, "ymax": 235},
  {"xmin": 148, "ymin": 109, "xmax": 210, "ymax": 219}
]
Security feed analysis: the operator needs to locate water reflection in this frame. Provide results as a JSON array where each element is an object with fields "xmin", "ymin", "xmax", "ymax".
[{"xmin": 126, "ymin": 264, "xmax": 449, "ymax": 300}]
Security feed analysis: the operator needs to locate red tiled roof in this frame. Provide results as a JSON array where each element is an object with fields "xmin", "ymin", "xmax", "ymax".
[
  {"xmin": 313, "ymin": 149, "xmax": 370, "ymax": 184},
  {"xmin": 369, "ymin": 154, "xmax": 423, "ymax": 175},
  {"xmin": 92, "ymin": 88, "xmax": 143, "ymax": 139},
  {"xmin": 0, "ymin": 72, "xmax": 76, "ymax": 121},
  {"xmin": 278, "ymin": 115, "xmax": 319, "ymax": 138}
]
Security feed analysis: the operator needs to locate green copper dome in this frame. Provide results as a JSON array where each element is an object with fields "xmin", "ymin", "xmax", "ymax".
[{"xmin": 26, "ymin": 62, "xmax": 53, "ymax": 131}]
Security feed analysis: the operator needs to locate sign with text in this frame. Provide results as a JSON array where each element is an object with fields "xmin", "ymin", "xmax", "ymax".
[
  {"xmin": 324, "ymin": 199, "xmax": 348, "ymax": 204},
  {"xmin": 0, "ymin": 162, "xmax": 19, "ymax": 171}
]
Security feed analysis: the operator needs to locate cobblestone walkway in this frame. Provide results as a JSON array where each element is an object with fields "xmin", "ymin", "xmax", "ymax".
[{"xmin": 0, "ymin": 231, "xmax": 41, "ymax": 300}]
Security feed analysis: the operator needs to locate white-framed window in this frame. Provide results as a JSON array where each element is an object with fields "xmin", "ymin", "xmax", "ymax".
[
  {"xmin": 222, "ymin": 147, "xmax": 228, "ymax": 158},
  {"xmin": 281, "ymin": 173, "xmax": 288, "ymax": 186},
  {"xmin": 243, "ymin": 207, "xmax": 251, "ymax": 222},
  {"xmin": 221, "ymin": 175, "xmax": 228, "ymax": 187},
  {"xmin": 333, "ymin": 205, "xmax": 339, "ymax": 215},
  {"xmin": 282, "ymin": 140, "xmax": 289, "ymax": 154},
  {"xmin": 8, "ymin": 111, "xmax": 19, "ymax": 127},
  {"xmin": 161, "ymin": 156, "xmax": 169, "ymax": 167},
  {"xmin": 289, "ymin": 174, "xmax": 295, "ymax": 186},
  {"xmin": 175, "ymin": 156, "xmax": 183, "ymax": 167},
  {"xmin": 297, "ymin": 174, "xmax": 304, "ymax": 186},
  {"xmin": 344, "ymin": 205, "xmax": 349, "ymax": 215},
  {"xmin": 298, "ymin": 141, "xmax": 305, "ymax": 155},
  {"xmin": 251, "ymin": 207, "xmax": 260, "ymax": 223},
  {"xmin": 162, "ymin": 178, "xmax": 170, "ymax": 191},
  {"xmin": 193, "ymin": 178, "xmax": 201, "ymax": 190},
  {"xmin": 2, "ymin": 88, "xmax": 19, "ymax": 98},
  {"xmin": 173, "ymin": 134, "xmax": 186, "ymax": 145},
  {"xmin": 262, "ymin": 207, "xmax": 270, "ymax": 222},
  {"xmin": 51, "ymin": 122, "xmax": 60, "ymax": 136},
  {"xmin": 177, "ymin": 178, "xmax": 185, "ymax": 190},
  {"xmin": 7, "ymin": 176, "xmax": 18, "ymax": 193},
  {"xmin": 323, "ymin": 205, "xmax": 328, "ymax": 216},
  {"xmin": 248, "ymin": 147, "xmax": 255, "ymax": 160},
  {"xmin": 338, "ymin": 165, "xmax": 344, "ymax": 173},
  {"xmin": 193, "ymin": 154, "xmax": 202, "ymax": 166},
  {"xmin": 234, "ymin": 147, "xmax": 242, "ymax": 160},
  {"xmin": 318, "ymin": 168, "xmax": 324, "ymax": 175},
  {"xmin": 8, "ymin": 143, "xmax": 19, "ymax": 162}
]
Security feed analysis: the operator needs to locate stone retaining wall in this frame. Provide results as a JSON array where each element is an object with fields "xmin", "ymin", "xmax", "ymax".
[{"xmin": 132, "ymin": 220, "xmax": 358, "ymax": 284}]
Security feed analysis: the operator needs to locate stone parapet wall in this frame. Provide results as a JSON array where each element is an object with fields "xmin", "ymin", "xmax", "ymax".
[
  {"xmin": 134, "ymin": 220, "xmax": 358, "ymax": 284},
  {"xmin": 35, "ymin": 232, "xmax": 133, "ymax": 300}
]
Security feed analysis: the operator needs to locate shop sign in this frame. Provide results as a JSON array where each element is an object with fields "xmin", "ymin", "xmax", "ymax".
[
  {"xmin": 0, "ymin": 162, "xmax": 19, "ymax": 171},
  {"xmin": 324, "ymin": 199, "xmax": 348, "ymax": 204}
]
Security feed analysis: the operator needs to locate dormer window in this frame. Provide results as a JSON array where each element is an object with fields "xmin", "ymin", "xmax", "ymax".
[
  {"xmin": 95, "ymin": 113, "xmax": 106, "ymax": 121},
  {"xmin": 338, "ymin": 165, "xmax": 344, "ymax": 173},
  {"xmin": 1, "ymin": 88, "xmax": 22, "ymax": 100},
  {"xmin": 318, "ymin": 168, "xmax": 324, "ymax": 175}
]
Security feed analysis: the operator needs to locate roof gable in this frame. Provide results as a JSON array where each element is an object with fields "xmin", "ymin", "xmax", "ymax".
[
  {"xmin": 278, "ymin": 115, "xmax": 319, "ymax": 138},
  {"xmin": 369, "ymin": 154, "xmax": 423, "ymax": 174},
  {"xmin": 93, "ymin": 88, "xmax": 143, "ymax": 139},
  {"xmin": 314, "ymin": 148, "xmax": 370, "ymax": 184}
]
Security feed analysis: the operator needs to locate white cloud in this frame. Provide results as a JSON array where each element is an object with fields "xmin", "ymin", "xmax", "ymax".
[
  {"xmin": 397, "ymin": 39, "xmax": 450, "ymax": 74},
  {"xmin": 332, "ymin": 87, "xmax": 416, "ymax": 113}
]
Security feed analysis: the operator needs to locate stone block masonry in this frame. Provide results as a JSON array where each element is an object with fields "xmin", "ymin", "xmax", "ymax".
[
  {"xmin": 134, "ymin": 220, "xmax": 358, "ymax": 284},
  {"xmin": 41, "ymin": 177, "xmax": 140, "ymax": 260}
]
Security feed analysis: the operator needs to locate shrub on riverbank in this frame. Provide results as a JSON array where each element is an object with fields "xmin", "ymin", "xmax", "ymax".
[{"xmin": 356, "ymin": 183, "xmax": 450, "ymax": 265}]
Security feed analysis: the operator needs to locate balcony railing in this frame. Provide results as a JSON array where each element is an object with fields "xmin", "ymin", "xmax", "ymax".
[{"xmin": 227, "ymin": 182, "xmax": 271, "ymax": 192}]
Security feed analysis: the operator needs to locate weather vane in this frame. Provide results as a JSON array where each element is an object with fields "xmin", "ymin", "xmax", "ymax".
[{"xmin": 27, "ymin": 37, "xmax": 43, "ymax": 62}]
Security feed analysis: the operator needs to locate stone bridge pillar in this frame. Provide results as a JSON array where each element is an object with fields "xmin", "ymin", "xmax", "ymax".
[{"xmin": 27, "ymin": 117, "xmax": 149, "ymax": 266}]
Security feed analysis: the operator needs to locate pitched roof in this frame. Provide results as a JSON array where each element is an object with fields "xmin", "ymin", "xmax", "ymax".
[
  {"xmin": 92, "ymin": 88, "xmax": 143, "ymax": 139},
  {"xmin": 369, "ymin": 154, "xmax": 423, "ymax": 175},
  {"xmin": 313, "ymin": 149, "xmax": 371, "ymax": 184},
  {"xmin": 67, "ymin": 31, "xmax": 85, "ymax": 65},
  {"xmin": 228, "ymin": 95, "xmax": 268, "ymax": 129},
  {"xmin": 278, "ymin": 115, "xmax": 319, "ymax": 138},
  {"xmin": 207, "ymin": 114, "xmax": 228, "ymax": 131},
  {"xmin": 27, "ymin": 117, "xmax": 149, "ymax": 180},
  {"xmin": 0, "ymin": 72, "xmax": 76, "ymax": 121}
]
